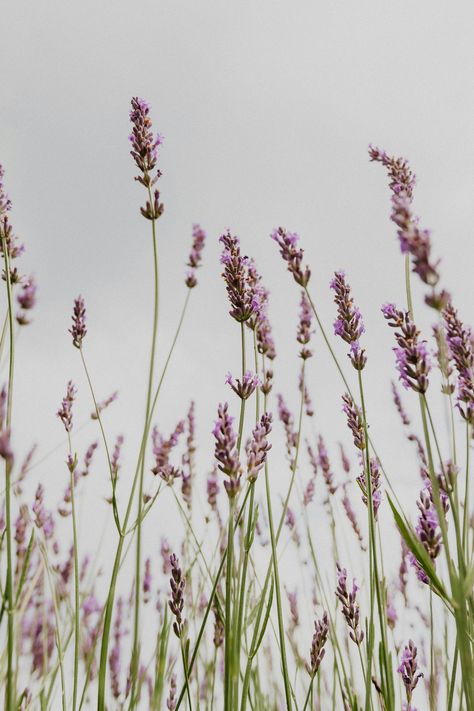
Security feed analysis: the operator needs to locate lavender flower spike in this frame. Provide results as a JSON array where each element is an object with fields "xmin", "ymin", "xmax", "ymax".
[
  {"xmin": 330, "ymin": 271, "xmax": 366, "ymax": 370},
  {"xmin": 185, "ymin": 223, "xmax": 206, "ymax": 288},
  {"xmin": 168, "ymin": 553, "xmax": 186, "ymax": 638},
  {"xmin": 306, "ymin": 611, "xmax": 329, "ymax": 677},
  {"xmin": 129, "ymin": 97, "xmax": 163, "ymax": 187},
  {"xmin": 443, "ymin": 302, "xmax": 474, "ymax": 424},
  {"xmin": 341, "ymin": 393, "xmax": 365, "ymax": 450},
  {"xmin": 213, "ymin": 403, "xmax": 241, "ymax": 497},
  {"xmin": 271, "ymin": 226, "xmax": 311, "ymax": 287},
  {"xmin": 382, "ymin": 303, "xmax": 430, "ymax": 393},
  {"xmin": 16, "ymin": 276, "xmax": 37, "ymax": 325},
  {"xmin": 57, "ymin": 381, "xmax": 77, "ymax": 433},
  {"xmin": 247, "ymin": 412, "xmax": 272, "ymax": 482},
  {"xmin": 398, "ymin": 640, "xmax": 423, "ymax": 707},
  {"xmin": 69, "ymin": 296, "xmax": 87, "ymax": 348},
  {"xmin": 297, "ymin": 291, "xmax": 314, "ymax": 359},
  {"xmin": 335, "ymin": 563, "xmax": 364, "ymax": 645},
  {"xmin": 219, "ymin": 232, "xmax": 255, "ymax": 322}
]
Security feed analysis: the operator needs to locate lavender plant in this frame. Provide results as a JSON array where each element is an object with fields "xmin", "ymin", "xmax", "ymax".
[{"xmin": 0, "ymin": 110, "xmax": 472, "ymax": 711}]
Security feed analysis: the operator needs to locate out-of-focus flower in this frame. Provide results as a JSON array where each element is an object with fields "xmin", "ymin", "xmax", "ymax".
[
  {"xmin": 185, "ymin": 224, "xmax": 206, "ymax": 288},
  {"xmin": 443, "ymin": 303, "xmax": 474, "ymax": 424},
  {"xmin": 57, "ymin": 381, "xmax": 76, "ymax": 433},
  {"xmin": 16, "ymin": 276, "xmax": 37, "ymax": 325},
  {"xmin": 213, "ymin": 403, "xmax": 241, "ymax": 497}
]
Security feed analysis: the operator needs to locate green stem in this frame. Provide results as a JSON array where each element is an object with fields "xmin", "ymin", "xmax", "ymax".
[
  {"xmin": 1, "ymin": 236, "xmax": 15, "ymax": 711},
  {"xmin": 68, "ymin": 437, "xmax": 80, "ymax": 711},
  {"xmin": 131, "ymin": 189, "xmax": 160, "ymax": 705}
]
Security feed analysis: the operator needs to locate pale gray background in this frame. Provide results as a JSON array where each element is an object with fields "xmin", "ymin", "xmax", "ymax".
[{"xmin": 1, "ymin": 0, "xmax": 474, "ymax": 668}]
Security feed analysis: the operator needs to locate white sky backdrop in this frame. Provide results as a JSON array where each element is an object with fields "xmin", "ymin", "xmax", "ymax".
[{"xmin": 1, "ymin": 0, "xmax": 474, "ymax": 669}]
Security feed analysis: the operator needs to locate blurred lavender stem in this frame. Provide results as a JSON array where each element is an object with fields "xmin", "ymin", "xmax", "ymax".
[{"xmin": 0, "ymin": 229, "xmax": 15, "ymax": 711}]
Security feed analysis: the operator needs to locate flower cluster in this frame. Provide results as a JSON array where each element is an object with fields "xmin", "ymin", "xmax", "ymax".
[
  {"xmin": 330, "ymin": 271, "xmax": 366, "ymax": 370},
  {"xmin": 382, "ymin": 304, "xmax": 430, "ymax": 393},
  {"xmin": 246, "ymin": 412, "xmax": 272, "ymax": 482},
  {"xmin": 225, "ymin": 371, "xmax": 259, "ymax": 400},
  {"xmin": 16, "ymin": 276, "xmax": 37, "ymax": 325},
  {"xmin": 409, "ymin": 480, "xmax": 447, "ymax": 584},
  {"xmin": 151, "ymin": 420, "xmax": 185, "ymax": 483},
  {"xmin": 129, "ymin": 97, "xmax": 162, "ymax": 187},
  {"xmin": 335, "ymin": 564, "xmax": 364, "ymax": 645},
  {"xmin": 369, "ymin": 146, "xmax": 442, "ymax": 299},
  {"xmin": 213, "ymin": 403, "xmax": 241, "ymax": 497},
  {"xmin": 57, "ymin": 381, "xmax": 77, "ymax": 433},
  {"xmin": 247, "ymin": 260, "xmax": 276, "ymax": 359},
  {"xmin": 397, "ymin": 640, "xmax": 423, "ymax": 708},
  {"xmin": 296, "ymin": 291, "xmax": 313, "ymax": 359},
  {"xmin": 168, "ymin": 553, "xmax": 186, "ymax": 638},
  {"xmin": 69, "ymin": 296, "xmax": 87, "ymax": 349},
  {"xmin": 342, "ymin": 393, "xmax": 365, "ymax": 450},
  {"xmin": 305, "ymin": 611, "xmax": 329, "ymax": 677},
  {"xmin": 443, "ymin": 303, "xmax": 474, "ymax": 424},
  {"xmin": 0, "ymin": 164, "xmax": 25, "ymax": 270},
  {"xmin": 219, "ymin": 232, "xmax": 256, "ymax": 322},
  {"xmin": 271, "ymin": 227, "xmax": 311, "ymax": 287},
  {"xmin": 356, "ymin": 457, "xmax": 382, "ymax": 519},
  {"xmin": 129, "ymin": 97, "xmax": 164, "ymax": 222},
  {"xmin": 277, "ymin": 395, "xmax": 297, "ymax": 463},
  {"xmin": 185, "ymin": 224, "xmax": 207, "ymax": 288}
]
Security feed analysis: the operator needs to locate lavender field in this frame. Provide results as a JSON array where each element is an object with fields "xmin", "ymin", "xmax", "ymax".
[{"xmin": 1, "ymin": 2, "xmax": 473, "ymax": 710}]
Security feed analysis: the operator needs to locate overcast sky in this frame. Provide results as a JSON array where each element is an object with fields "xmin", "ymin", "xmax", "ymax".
[{"xmin": 1, "ymin": 0, "xmax": 473, "ymax": 608}]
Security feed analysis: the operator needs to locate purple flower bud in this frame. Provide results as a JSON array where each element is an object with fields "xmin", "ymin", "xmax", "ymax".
[
  {"xmin": 306, "ymin": 611, "xmax": 329, "ymax": 677},
  {"xmin": 213, "ymin": 403, "xmax": 241, "ymax": 497},
  {"xmin": 57, "ymin": 381, "xmax": 76, "ymax": 433},
  {"xmin": 247, "ymin": 412, "xmax": 272, "ymax": 482},
  {"xmin": 219, "ymin": 232, "xmax": 256, "ymax": 322},
  {"xmin": 271, "ymin": 227, "xmax": 311, "ymax": 287},
  {"xmin": 297, "ymin": 291, "xmax": 314, "ymax": 359},
  {"xmin": 168, "ymin": 553, "xmax": 186, "ymax": 638},
  {"xmin": 443, "ymin": 303, "xmax": 474, "ymax": 424},
  {"xmin": 330, "ymin": 271, "xmax": 366, "ymax": 370},
  {"xmin": 398, "ymin": 640, "xmax": 423, "ymax": 705},
  {"xmin": 129, "ymin": 97, "xmax": 163, "ymax": 188},
  {"xmin": 16, "ymin": 276, "xmax": 37, "ymax": 325},
  {"xmin": 69, "ymin": 296, "xmax": 87, "ymax": 349},
  {"xmin": 382, "ymin": 304, "xmax": 430, "ymax": 393},
  {"xmin": 336, "ymin": 563, "xmax": 364, "ymax": 645}
]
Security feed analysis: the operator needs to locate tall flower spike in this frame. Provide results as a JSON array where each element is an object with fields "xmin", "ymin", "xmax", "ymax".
[
  {"xmin": 185, "ymin": 224, "xmax": 206, "ymax": 288},
  {"xmin": 246, "ymin": 260, "xmax": 277, "ymax": 359},
  {"xmin": 247, "ymin": 412, "xmax": 272, "ymax": 482},
  {"xmin": 382, "ymin": 303, "xmax": 430, "ymax": 393},
  {"xmin": 57, "ymin": 381, "xmax": 76, "ymax": 433},
  {"xmin": 16, "ymin": 276, "xmax": 37, "ymax": 325},
  {"xmin": 443, "ymin": 302, "xmax": 474, "ymax": 424},
  {"xmin": 0, "ymin": 164, "xmax": 24, "ymax": 265},
  {"xmin": 409, "ymin": 480, "xmax": 446, "ymax": 584},
  {"xmin": 219, "ymin": 232, "xmax": 255, "ymax": 322},
  {"xmin": 398, "ymin": 640, "xmax": 423, "ymax": 707},
  {"xmin": 129, "ymin": 97, "xmax": 163, "ymax": 187},
  {"xmin": 271, "ymin": 227, "xmax": 311, "ymax": 287},
  {"xmin": 69, "ymin": 295, "xmax": 87, "ymax": 348},
  {"xmin": 330, "ymin": 271, "xmax": 366, "ymax": 370},
  {"xmin": 369, "ymin": 146, "xmax": 441, "ymax": 298},
  {"xmin": 306, "ymin": 611, "xmax": 329, "ymax": 677},
  {"xmin": 342, "ymin": 393, "xmax": 365, "ymax": 450},
  {"xmin": 335, "ymin": 563, "xmax": 364, "ymax": 645},
  {"xmin": 297, "ymin": 291, "xmax": 314, "ymax": 359},
  {"xmin": 356, "ymin": 458, "xmax": 382, "ymax": 520},
  {"xmin": 213, "ymin": 403, "xmax": 241, "ymax": 497},
  {"xmin": 168, "ymin": 553, "xmax": 186, "ymax": 638}
]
